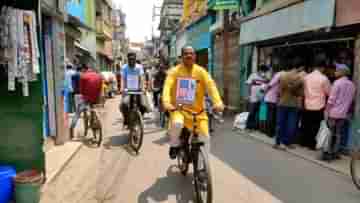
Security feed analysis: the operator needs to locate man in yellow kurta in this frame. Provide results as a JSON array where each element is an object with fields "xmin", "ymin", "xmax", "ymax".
[{"xmin": 162, "ymin": 46, "xmax": 224, "ymax": 159}]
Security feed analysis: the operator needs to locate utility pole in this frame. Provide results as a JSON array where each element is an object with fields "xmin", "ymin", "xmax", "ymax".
[
  {"xmin": 152, "ymin": 4, "xmax": 161, "ymax": 57},
  {"xmin": 223, "ymin": 10, "xmax": 230, "ymax": 106}
]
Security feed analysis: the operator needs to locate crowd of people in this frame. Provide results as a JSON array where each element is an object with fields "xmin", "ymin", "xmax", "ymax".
[{"xmin": 246, "ymin": 55, "xmax": 356, "ymax": 161}]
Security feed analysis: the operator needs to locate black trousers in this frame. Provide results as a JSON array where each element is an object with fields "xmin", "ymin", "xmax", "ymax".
[
  {"xmin": 265, "ymin": 102, "xmax": 277, "ymax": 137},
  {"xmin": 153, "ymin": 90, "xmax": 161, "ymax": 108},
  {"xmin": 246, "ymin": 102, "xmax": 260, "ymax": 130},
  {"xmin": 300, "ymin": 109, "xmax": 324, "ymax": 149}
]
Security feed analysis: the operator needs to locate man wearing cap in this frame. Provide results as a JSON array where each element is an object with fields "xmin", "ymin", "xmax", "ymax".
[{"xmin": 324, "ymin": 65, "xmax": 355, "ymax": 160}]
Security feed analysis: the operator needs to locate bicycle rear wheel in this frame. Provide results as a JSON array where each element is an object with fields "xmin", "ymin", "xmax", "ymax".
[
  {"xmin": 350, "ymin": 152, "xmax": 360, "ymax": 190},
  {"xmin": 83, "ymin": 111, "xmax": 89, "ymax": 137},
  {"xmin": 91, "ymin": 112, "xmax": 103, "ymax": 147},
  {"xmin": 193, "ymin": 146, "xmax": 213, "ymax": 203},
  {"xmin": 129, "ymin": 111, "xmax": 144, "ymax": 153}
]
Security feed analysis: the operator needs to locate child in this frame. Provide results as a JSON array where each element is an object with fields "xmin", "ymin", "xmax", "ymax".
[{"xmin": 257, "ymin": 85, "xmax": 267, "ymax": 133}]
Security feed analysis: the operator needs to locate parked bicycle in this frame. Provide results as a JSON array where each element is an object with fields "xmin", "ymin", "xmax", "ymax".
[
  {"xmin": 175, "ymin": 105, "xmax": 221, "ymax": 203},
  {"xmin": 83, "ymin": 104, "xmax": 103, "ymax": 147},
  {"xmin": 125, "ymin": 89, "xmax": 145, "ymax": 153},
  {"xmin": 351, "ymin": 150, "xmax": 360, "ymax": 189},
  {"xmin": 205, "ymin": 96, "xmax": 224, "ymax": 135}
]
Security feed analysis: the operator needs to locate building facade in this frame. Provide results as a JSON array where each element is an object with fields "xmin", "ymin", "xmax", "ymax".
[{"xmin": 96, "ymin": 0, "xmax": 114, "ymax": 71}]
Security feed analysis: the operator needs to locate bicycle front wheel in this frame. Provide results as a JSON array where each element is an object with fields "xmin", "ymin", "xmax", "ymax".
[
  {"xmin": 193, "ymin": 146, "xmax": 213, "ymax": 203},
  {"xmin": 129, "ymin": 111, "xmax": 144, "ymax": 153},
  {"xmin": 177, "ymin": 147, "xmax": 189, "ymax": 176},
  {"xmin": 351, "ymin": 152, "xmax": 360, "ymax": 190}
]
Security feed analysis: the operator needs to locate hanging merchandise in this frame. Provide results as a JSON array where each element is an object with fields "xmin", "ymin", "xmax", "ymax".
[{"xmin": 0, "ymin": 6, "xmax": 40, "ymax": 97}]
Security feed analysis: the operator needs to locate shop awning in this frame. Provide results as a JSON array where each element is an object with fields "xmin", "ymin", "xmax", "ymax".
[
  {"xmin": 97, "ymin": 50, "xmax": 114, "ymax": 61},
  {"xmin": 66, "ymin": 14, "xmax": 94, "ymax": 32},
  {"xmin": 186, "ymin": 16, "xmax": 211, "ymax": 51},
  {"xmin": 239, "ymin": 0, "xmax": 336, "ymax": 45},
  {"xmin": 75, "ymin": 42, "xmax": 91, "ymax": 54},
  {"xmin": 208, "ymin": 0, "xmax": 239, "ymax": 10}
]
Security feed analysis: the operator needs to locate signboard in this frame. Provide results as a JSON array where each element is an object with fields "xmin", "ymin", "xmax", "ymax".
[
  {"xmin": 239, "ymin": 0, "xmax": 336, "ymax": 45},
  {"xmin": 208, "ymin": 0, "xmax": 239, "ymax": 10}
]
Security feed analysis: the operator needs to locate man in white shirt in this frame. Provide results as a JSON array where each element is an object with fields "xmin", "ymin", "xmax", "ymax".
[{"xmin": 246, "ymin": 65, "xmax": 269, "ymax": 130}]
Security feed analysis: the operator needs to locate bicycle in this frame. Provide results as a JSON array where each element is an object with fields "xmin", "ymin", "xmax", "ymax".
[
  {"xmin": 158, "ymin": 95, "xmax": 169, "ymax": 129},
  {"xmin": 175, "ymin": 105, "xmax": 219, "ymax": 203},
  {"xmin": 83, "ymin": 104, "xmax": 103, "ymax": 147},
  {"xmin": 205, "ymin": 98, "xmax": 224, "ymax": 135},
  {"xmin": 351, "ymin": 149, "xmax": 360, "ymax": 189},
  {"xmin": 125, "ymin": 89, "xmax": 145, "ymax": 153}
]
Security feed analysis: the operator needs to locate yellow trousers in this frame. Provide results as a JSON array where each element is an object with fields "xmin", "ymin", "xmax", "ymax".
[{"xmin": 169, "ymin": 110, "xmax": 209, "ymax": 137}]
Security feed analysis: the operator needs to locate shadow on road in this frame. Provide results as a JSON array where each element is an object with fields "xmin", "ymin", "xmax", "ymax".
[
  {"xmin": 104, "ymin": 134, "xmax": 129, "ymax": 147},
  {"xmin": 145, "ymin": 128, "xmax": 165, "ymax": 135},
  {"xmin": 153, "ymin": 136, "xmax": 169, "ymax": 146},
  {"xmin": 103, "ymin": 134, "xmax": 139, "ymax": 156},
  {"xmin": 138, "ymin": 165, "xmax": 194, "ymax": 203},
  {"xmin": 71, "ymin": 134, "xmax": 102, "ymax": 149}
]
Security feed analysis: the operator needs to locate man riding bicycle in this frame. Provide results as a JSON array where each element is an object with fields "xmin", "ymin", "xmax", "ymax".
[
  {"xmin": 69, "ymin": 65, "xmax": 103, "ymax": 139},
  {"xmin": 162, "ymin": 46, "xmax": 224, "ymax": 159},
  {"xmin": 120, "ymin": 52, "xmax": 147, "ymax": 127}
]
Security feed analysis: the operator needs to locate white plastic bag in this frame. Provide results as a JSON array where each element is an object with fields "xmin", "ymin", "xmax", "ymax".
[
  {"xmin": 233, "ymin": 112, "xmax": 249, "ymax": 130},
  {"xmin": 316, "ymin": 120, "xmax": 331, "ymax": 150},
  {"xmin": 141, "ymin": 91, "xmax": 154, "ymax": 113}
]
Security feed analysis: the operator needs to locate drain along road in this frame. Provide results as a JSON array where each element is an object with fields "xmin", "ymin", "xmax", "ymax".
[{"xmin": 41, "ymin": 96, "xmax": 360, "ymax": 203}]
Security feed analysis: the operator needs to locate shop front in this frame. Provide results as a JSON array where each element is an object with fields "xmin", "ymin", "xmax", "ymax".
[
  {"xmin": 239, "ymin": 0, "xmax": 338, "ymax": 78},
  {"xmin": 335, "ymin": 0, "xmax": 360, "ymax": 149},
  {"xmin": 186, "ymin": 15, "xmax": 212, "ymax": 71},
  {"xmin": 169, "ymin": 34, "xmax": 177, "ymax": 66},
  {"xmin": 239, "ymin": 0, "xmax": 360, "ymax": 150},
  {"xmin": 0, "ymin": 0, "xmax": 44, "ymax": 174},
  {"xmin": 176, "ymin": 29, "xmax": 187, "ymax": 58}
]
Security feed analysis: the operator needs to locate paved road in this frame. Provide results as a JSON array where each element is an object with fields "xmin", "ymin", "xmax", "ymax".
[{"xmin": 41, "ymin": 96, "xmax": 360, "ymax": 203}]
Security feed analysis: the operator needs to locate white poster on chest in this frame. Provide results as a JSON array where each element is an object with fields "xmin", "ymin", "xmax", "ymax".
[
  {"xmin": 127, "ymin": 74, "xmax": 139, "ymax": 90},
  {"xmin": 176, "ymin": 77, "xmax": 197, "ymax": 105}
]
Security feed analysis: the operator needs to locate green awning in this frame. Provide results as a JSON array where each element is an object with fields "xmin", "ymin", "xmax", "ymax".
[{"xmin": 208, "ymin": 0, "xmax": 239, "ymax": 10}]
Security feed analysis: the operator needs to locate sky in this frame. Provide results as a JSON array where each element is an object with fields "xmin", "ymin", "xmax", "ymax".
[{"xmin": 114, "ymin": 0, "xmax": 164, "ymax": 43}]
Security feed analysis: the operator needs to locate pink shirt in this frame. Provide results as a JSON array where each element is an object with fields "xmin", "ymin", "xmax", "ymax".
[
  {"xmin": 326, "ymin": 77, "xmax": 355, "ymax": 119},
  {"xmin": 264, "ymin": 72, "xmax": 281, "ymax": 103},
  {"xmin": 304, "ymin": 70, "xmax": 331, "ymax": 110}
]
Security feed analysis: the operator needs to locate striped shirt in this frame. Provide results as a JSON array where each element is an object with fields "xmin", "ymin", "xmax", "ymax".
[{"xmin": 327, "ymin": 77, "xmax": 355, "ymax": 119}]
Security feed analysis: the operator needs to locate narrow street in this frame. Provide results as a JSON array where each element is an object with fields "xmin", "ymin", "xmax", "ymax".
[{"xmin": 41, "ymin": 97, "xmax": 360, "ymax": 203}]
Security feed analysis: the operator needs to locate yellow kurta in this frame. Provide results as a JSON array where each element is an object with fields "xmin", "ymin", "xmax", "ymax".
[{"xmin": 162, "ymin": 64, "xmax": 223, "ymax": 136}]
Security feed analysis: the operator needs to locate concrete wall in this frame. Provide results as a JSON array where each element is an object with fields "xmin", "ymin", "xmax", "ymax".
[
  {"xmin": 80, "ymin": 0, "xmax": 97, "ymax": 66},
  {"xmin": 213, "ymin": 31, "xmax": 241, "ymax": 109}
]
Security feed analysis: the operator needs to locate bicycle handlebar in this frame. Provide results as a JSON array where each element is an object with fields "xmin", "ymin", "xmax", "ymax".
[
  {"xmin": 124, "ymin": 89, "xmax": 144, "ymax": 95},
  {"xmin": 171, "ymin": 104, "xmax": 205, "ymax": 116}
]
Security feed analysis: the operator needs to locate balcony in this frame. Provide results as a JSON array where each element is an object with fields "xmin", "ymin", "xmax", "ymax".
[{"xmin": 96, "ymin": 19, "xmax": 113, "ymax": 40}]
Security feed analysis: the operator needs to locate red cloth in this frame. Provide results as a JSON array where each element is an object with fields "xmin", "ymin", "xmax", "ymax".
[{"xmin": 80, "ymin": 70, "xmax": 103, "ymax": 104}]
